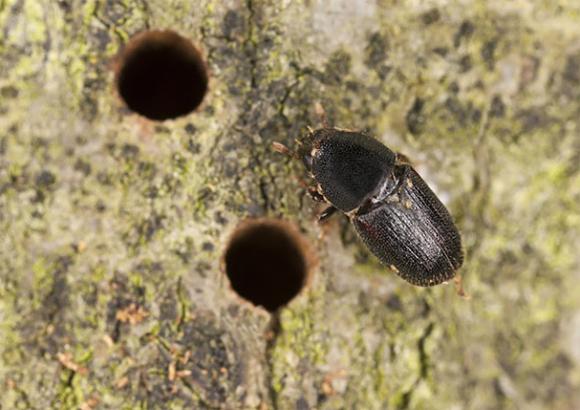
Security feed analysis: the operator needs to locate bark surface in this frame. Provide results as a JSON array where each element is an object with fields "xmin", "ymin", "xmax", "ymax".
[{"xmin": 1, "ymin": 1, "xmax": 579, "ymax": 409}]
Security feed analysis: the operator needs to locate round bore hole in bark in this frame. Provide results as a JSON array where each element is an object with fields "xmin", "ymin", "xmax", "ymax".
[
  {"xmin": 116, "ymin": 30, "xmax": 208, "ymax": 121},
  {"xmin": 224, "ymin": 219, "xmax": 313, "ymax": 312}
]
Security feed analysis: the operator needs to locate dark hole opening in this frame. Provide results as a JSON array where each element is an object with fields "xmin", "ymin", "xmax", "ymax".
[
  {"xmin": 116, "ymin": 30, "xmax": 208, "ymax": 121},
  {"xmin": 224, "ymin": 220, "xmax": 309, "ymax": 312}
]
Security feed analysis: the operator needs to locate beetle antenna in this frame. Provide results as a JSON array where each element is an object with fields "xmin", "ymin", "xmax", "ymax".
[
  {"xmin": 272, "ymin": 141, "xmax": 295, "ymax": 158},
  {"xmin": 314, "ymin": 102, "xmax": 328, "ymax": 128}
]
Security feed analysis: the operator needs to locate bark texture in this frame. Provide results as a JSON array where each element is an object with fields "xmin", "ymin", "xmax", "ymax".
[{"xmin": 1, "ymin": 1, "xmax": 579, "ymax": 409}]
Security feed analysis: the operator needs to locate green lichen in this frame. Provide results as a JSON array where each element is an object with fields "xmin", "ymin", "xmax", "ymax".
[{"xmin": 1, "ymin": 0, "xmax": 579, "ymax": 409}]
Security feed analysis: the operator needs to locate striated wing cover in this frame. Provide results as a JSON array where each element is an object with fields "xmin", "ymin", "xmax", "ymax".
[{"xmin": 352, "ymin": 167, "xmax": 463, "ymax": 286}]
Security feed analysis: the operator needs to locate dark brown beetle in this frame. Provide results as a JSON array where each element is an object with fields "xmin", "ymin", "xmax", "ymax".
[{"xmin": 274, "ymin": 128, "xmax": 463, "ymax": 287}]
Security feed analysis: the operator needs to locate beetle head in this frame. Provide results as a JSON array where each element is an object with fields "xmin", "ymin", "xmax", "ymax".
[{"xmin": 297, "ymin": 128, "xmax": 352, "ymax": 173}]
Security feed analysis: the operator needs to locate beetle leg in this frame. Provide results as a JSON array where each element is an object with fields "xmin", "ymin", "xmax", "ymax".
[
  {"xmin": 393, "ymin": 163, "xmax": 415, "ymax": 195},
  {"xmin": 318, "ymin": 206, "xmax": 338, "ymax": 223},
  {"xmin": 395, "ymin": 152, "xmax": 413, "ymax": 166},
  {"xmin": 394, "ymin": 155, "xmax": 415, "ymax": 195},
  {"xmin": 308, "ymin": 186, "xmax": 326, "ymax": 202},
  {"xmin": 454, "ymin": 274, "xmax": 470, "ymax": 299}
]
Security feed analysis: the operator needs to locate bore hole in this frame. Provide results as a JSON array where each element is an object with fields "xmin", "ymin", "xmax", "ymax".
[
  {"xmin": 224, "ymin": 220, "xmax": 311, "ymax": 312},
  {"xmin": 116, "ymin": 30, "xmax": 208, "ymax": 121}
]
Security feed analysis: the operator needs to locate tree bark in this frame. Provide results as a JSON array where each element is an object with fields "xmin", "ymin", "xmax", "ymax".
[{"xmin": 1, "ymin": 1, "xmax": 579, "ymax": 409}]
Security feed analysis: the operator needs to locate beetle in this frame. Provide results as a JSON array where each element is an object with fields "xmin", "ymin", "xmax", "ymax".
[{"xmin": 273, "ymin": 127, "xmax": 463, "ymax": 287}]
